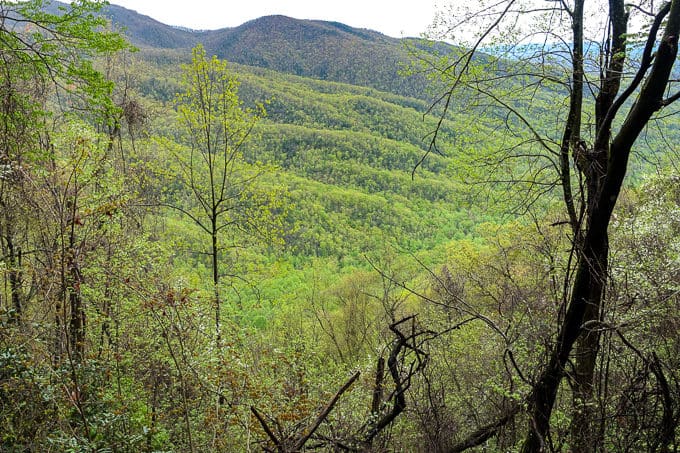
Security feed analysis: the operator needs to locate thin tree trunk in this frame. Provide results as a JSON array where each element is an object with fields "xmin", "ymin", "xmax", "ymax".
[
  {"xmin": 67, "ymin": 194, "xmax": 85, "ymax": 363},
  {"xmin": 570, "ymin": 235, "xmax": 607, "ymax": 452},
  {"xmin": 212, "ymin": 214, "xmax": 220, "ymax": 348},
  {"xmin": 522, "ymin": 228, "xmax": 608, "ymax": 452},
  {"xmin": 68, "ymin": 248, "xmax": 85, "ymax": 362},
  {"xmin": 6, "ymin": 234, "xmax": 23, "ymax": 322}
]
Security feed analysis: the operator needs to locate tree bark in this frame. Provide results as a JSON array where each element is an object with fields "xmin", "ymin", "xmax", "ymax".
[
  {"xmin": 523, "ymin": 1, "xmax": 680, "ymax": 450},
  {"xmin": 570, "ymin": 2, "xmax": 628, "ymax": 449},
  {"xmin": 212, "ymin": 214, "xmax": 221, "ymax": 348},
  {"xmin": 5, "ymin": 233, "xmax": 23, "ymax": 322},
  {"xmin": 68, "ymin": 238, "xmax": 85, "ymax": 362}
]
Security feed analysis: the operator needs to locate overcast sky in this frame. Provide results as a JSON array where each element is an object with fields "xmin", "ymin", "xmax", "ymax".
[{"xmin": 106, "ymin": 0, "xmax": 441, "ymax": 38}]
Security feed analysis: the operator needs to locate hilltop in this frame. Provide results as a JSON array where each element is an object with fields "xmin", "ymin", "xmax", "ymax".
[{"xmin": 95, "ymin": 3, "xmax": 449, "ymax": 97}]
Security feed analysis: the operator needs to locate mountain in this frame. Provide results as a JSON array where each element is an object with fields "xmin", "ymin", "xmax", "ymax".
[
  {"xmin": 43, "ymin": 1, "xmax": 540, "ymax": 259},
  {"xmin": 96, "ymin": 3, "xmax": 450, "ymax": 97},
  {"xmin": 101, "ymin": 3, "xmax": 203, "ymax": 49},
  {"xmin": 198, "ymin": 15, "xmax": 426, "ymax": 95}
]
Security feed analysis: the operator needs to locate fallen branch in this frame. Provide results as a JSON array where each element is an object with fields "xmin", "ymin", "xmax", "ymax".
[
  {"xmin": 447, "ymin": 404, "xmax": 521, "ymax": 452},
  {"xmin": 292, "ymin": 370, "xmax": 361, "ymax": 450},
  {"xmin": 251, "ymin": 405, "xmax": 280, "ymax": 448}
]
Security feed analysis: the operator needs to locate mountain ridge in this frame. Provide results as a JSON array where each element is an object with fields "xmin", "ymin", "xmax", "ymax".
[{"xmin": 92, "ymin": 2, "xmax": 449, "ymax": 97}]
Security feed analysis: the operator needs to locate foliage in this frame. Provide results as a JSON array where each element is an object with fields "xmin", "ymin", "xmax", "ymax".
[{"xmin": 2, "ymin": 2, "xmax": 680, "ymax": 452}]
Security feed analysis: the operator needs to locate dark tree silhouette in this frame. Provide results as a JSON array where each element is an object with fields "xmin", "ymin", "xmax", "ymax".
[{"xmin": 419, "ymin": 0, "xmax": 680, "ymax": 450}]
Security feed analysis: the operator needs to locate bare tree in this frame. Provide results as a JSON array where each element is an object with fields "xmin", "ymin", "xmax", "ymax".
[
  {"xmin": 418, "ymin": 0, "xmax": 680, "ymax": 450},
  {"xmin": 252, "ymin": 316, "xmax": 431, "ymax": 451}
]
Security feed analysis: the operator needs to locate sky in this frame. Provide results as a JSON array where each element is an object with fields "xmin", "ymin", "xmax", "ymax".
[{"xmin": 106, "ymin": 0, "xmax": 441, "ymax": 38}]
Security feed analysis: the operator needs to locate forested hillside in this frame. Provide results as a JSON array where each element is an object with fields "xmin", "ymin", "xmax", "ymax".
[
  {"xmin": 134, "ymin": 49, "xmax": 496, "ymax": 259},
  {"xmin": 1, "ymin": 1, "xmax": 680, "ymax": 452}
]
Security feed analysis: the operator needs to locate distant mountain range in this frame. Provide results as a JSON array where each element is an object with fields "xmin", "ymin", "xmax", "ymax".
[{"xmin": 80, "ymin": 2, "xmax": 455, "ymax": 98}]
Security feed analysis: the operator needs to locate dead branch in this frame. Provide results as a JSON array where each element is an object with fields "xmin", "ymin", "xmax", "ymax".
[{"xmin": 292, "ymin": 371, "xmax": 361, "ymax": 450}]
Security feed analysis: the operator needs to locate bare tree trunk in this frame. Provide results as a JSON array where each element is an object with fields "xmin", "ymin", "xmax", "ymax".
[
  {"xmin": 523, "ymin": 230, "xmax": 608, "ymax": 452},
  {"xmin": 523, "ymin": 2, "xmax": 680, "ymax": 449},
  {"xmin": 68, "ymin": 240, "xmax": 85, "ymax": 362},
  {"xmin": 570, "ymin": 237, "xmax": 607, "ymax": 452},
  {"xmin": 211, "ymin": 214, "xmax": 221, "ymax": 349},
  {"xmin": 6, "ymin": 233, "xmax": 23, "ymax": 322}
]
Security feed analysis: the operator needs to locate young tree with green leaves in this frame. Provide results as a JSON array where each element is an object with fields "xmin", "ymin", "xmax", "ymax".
[{"xmin": 172, "ymin": 44, "xmax": 279, "ymax": 347}]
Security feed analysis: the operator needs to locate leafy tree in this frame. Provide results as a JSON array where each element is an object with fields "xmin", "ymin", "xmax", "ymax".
[
  {"xmin": 420, "ymin": 0, "xmax": 680, "ymax": 450},
  {"xmin": 0, "ymin": 0, "xmax": 127, "ymax": 115},
  {"xmin": 0, "ymin": 0, "xmax": 127, "ymax": 343},
  {"xmin": 0, "ymin": 2, "xmax": 157, "ymax": 449},
  {"xmin": 171, "ymin": 44, "xmax": 279, "ymax": 346}
]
